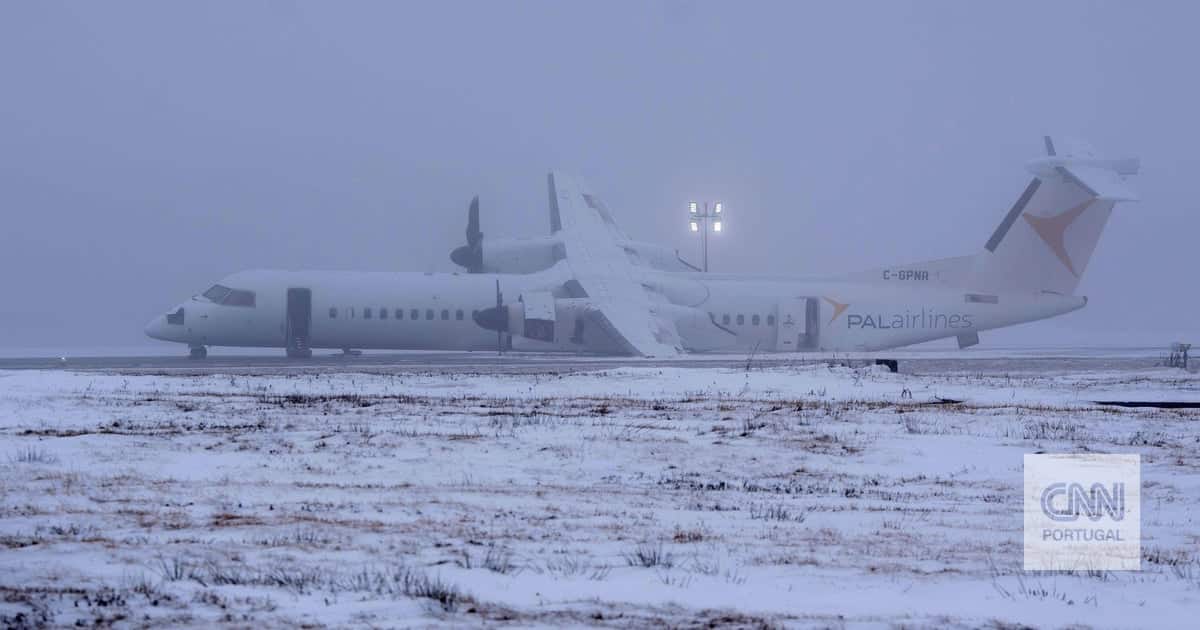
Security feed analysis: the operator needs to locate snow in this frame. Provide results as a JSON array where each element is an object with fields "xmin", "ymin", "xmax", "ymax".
[{"xmin": 1, "ymin": 363, "xmax": 1198, "ymax": 627}]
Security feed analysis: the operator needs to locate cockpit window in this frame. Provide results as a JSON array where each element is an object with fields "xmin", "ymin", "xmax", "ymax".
[
  {"xmin": 223, "ymin": 289, "xmax": 256, "ymax": 307},
  {"xmin": 203, "ymin": 285, "xmax": 232, "ymax": 302},
  {"xmin": 202, "ymin": 284, "xmax": 255, "ymax": 307}
]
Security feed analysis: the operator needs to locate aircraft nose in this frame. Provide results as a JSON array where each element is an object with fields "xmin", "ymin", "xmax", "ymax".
[
  {"xmin": 147, "ymin": 307, "xmax": 187, "ymax": 341},
  {"xmin": 144, "ymin": 316, "xmax": 167, "ymax": 340}
]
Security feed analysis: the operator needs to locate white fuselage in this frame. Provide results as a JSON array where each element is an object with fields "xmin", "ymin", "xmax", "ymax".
[
  {"xmin": 146, "ymin": 268, "xmax": 1086, "ymax": 353},
  {"xmin": 146, "ymin": 145, "xmax": 1133, "ymax": 356}
]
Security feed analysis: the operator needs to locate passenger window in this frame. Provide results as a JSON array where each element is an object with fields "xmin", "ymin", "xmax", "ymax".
[
  {"xmin": 722, "ymin": 314, "xmax": 730, "ymax": 326},
  {"xmin": 441, "ymin": 309, "xmax": 449, "ymax": 320},
  {"xmin": 425, "ymin": 309, "xmax": 434, "ymax": 320},
  {"xmin": 379, "ymin": 308, "xmax": 388, "ymax": 320},
  {"xmin": 329, "ymin": 307, "xmax": 338, "ymax": 319},
  {"xmin": 364, "ymin": 307, "xmax": 373, "ymax": 319},
  {"xmin": 736, "ymin": 314, "xmax": 744, "ymax": 325},
  {"xmin": 455, "ymin": 309, "xmax": 464, "ymax": 321},
  {"xmin": 411, "ymin": 309, "xmax": 419, "ymax": 320},
  {"xmin": 767, "ymin": 315, "xmax": 775, "ymax": 326},
  {"xmin": 752, "ymin": 314, "xmax": 760, "ymax": 326}
]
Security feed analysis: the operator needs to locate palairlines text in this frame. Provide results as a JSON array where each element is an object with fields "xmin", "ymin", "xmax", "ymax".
[{"xmin": 846, "ymin": 309, "xmax": 974, "ymax": 330}]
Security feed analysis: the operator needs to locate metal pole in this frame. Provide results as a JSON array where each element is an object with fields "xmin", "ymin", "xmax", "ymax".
[{"xmin": 702, "ymin": 203, "xmax": 709, "ymax": 272}]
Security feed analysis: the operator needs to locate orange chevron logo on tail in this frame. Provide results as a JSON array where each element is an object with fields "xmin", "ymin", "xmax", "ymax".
[
  {"xmin": 1022, "ymin": 200, "xmax": 1093, "ymax": 276},
  {"xmin": 824, "ymin": 297, "xmax": 849, "ymax": 325}
]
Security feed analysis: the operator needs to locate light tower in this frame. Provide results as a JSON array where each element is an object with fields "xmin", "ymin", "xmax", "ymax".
[{"xmin": 688, "ymin": 201, "xmax": 723, "ymax": 272}]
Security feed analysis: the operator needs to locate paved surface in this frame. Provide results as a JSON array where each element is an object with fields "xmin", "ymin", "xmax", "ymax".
[{"xmin": 0, "ymin": 350, "xmax": 1167, "ymax": 376}]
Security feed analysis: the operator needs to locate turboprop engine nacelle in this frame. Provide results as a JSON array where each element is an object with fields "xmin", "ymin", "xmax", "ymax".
[
  {"xmin": 475, "ymin": 293, "xmax": 634, "ymax": 353},
  {"xmin": 485, "ymin": 237, "xmax": 563, "ymax": 274},
  {"xmin": 476, "ymin": 290, "xmax": 572, "ymax": 344},
  {"xmin": 474, "ymin": 291, "xmax": 737, "ymax": 354},
  {"xmin": 452, "ymin": 236, "xmax": 562, "ymax": 274},
  {"xmin": 453, "ymin": 235, "xmax": 696, "ymax": 275}
]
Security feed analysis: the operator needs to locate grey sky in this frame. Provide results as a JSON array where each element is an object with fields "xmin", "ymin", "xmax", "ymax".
[{"xmin": 1, "ymin": 1, "xmax": 1195, "ymax": 350}]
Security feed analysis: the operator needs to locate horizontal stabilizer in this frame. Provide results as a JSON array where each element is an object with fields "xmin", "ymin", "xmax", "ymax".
[
  {"xmin": 1026, "ymin": 157, "xmax": 1140, "ymax": 202},
  {"xmin": 1062, "ymin": 163, "xmax": 1139, "ymax": 201}
]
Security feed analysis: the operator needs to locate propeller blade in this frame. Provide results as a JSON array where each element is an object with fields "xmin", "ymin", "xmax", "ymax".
[
  {"xmin": 469, "ymin": 278, "xmax": 510, "ymax": 354},
  {"xmin": 467, "ymin": 196, "xmax": 482, "ymax": 247},
  {"xmin": 450, "ymin": 196, "xmax": 485, "ymax": 273}
]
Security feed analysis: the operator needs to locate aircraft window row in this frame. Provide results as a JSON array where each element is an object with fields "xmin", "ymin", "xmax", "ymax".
[
  {"xmin": 202, "ymin": 284, "xmax": 256, "ymax": 307},
  {"xmin": 716, "ymin": 313, "xmax": 776, "ymax": 327},
  {"xmin": 328, "ymin": 307, "xmax": 469, "ymax": 321}
]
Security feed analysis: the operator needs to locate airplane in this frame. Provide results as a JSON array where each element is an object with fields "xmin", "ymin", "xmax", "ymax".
[{"xmin": 146, "ymin": 137, "xmax": 1139, "ymax": 359}]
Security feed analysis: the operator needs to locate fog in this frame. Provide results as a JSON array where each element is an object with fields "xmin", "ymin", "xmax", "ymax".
[{"xmin": 1, "ymin": 1, "xmax": 1196, "ymax": 351}]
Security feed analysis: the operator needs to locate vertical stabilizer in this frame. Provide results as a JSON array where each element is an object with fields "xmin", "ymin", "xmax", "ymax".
[{"xmin": 968, "ymin": 137, "xmax": 1138, "ymax": 295}]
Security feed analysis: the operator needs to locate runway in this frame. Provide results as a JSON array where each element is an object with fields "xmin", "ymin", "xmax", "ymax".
[{"xmin": 0, "ymin": 347, "xmax": 1170, "ymax": 376}]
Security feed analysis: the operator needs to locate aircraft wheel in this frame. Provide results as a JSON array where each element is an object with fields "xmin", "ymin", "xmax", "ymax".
[{"xmin": 188, "ymin": 346, "xmax": 208, "ymax": 360}]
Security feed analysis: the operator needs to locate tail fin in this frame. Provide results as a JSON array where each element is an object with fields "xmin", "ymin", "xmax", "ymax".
[{"xmin": 967, "ymin": 137, "xmax": 1139, "ymax": 294}]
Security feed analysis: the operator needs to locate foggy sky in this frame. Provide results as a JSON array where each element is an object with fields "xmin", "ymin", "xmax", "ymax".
[{"xmin": 2, "ymin": 1, "xmax": 1196, "ymax": 351}]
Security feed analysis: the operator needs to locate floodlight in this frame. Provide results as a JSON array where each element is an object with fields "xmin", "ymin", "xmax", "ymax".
[{"xmin": 685, "ymin": 199, "xmax": 728, "ymax": 273}]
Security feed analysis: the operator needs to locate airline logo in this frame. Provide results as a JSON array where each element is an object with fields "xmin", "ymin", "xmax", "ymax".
[
  {"xmin": 824, "ymin": 297, "xmax": 975, "ymax": 330},
  {"xmin": 1022, "ymin": 200, "xmax": 1093, "ymax": 277},
  {"xmin": 823, "ymin": 297, "xmax": 849, "ymax": 325}
]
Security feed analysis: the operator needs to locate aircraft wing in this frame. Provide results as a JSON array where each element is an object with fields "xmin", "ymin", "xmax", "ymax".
[
  {"xmin": 548, "ymin": 171, "xmax": 630, "ymax": 240},
  {"xmin": 548, "ymin": 172, "xmax": 682, "ymax": 357}
]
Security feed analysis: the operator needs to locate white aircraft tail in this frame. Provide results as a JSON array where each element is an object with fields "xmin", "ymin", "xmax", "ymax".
[{"xmin": 966, "ymin": 137, "xmax": 1139, "ymax": 295}]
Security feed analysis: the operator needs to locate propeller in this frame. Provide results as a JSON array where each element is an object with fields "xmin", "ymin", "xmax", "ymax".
[
  {"xmin": 472, "ymin": 278, "xmax": 509, "ymax": 354},
  {"xmin": 450, "ymin": 196, "xmax": 485, "ymax": 273}
]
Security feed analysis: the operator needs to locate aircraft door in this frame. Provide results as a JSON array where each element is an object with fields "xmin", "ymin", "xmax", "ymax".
[
  {"xmin": 775, "ymin": 298, "xmax": 808, "ymax": 351},
  {"xmin": 776, "ymin": 297, "xmax": 819, "ymax": 351},
  {"xmin": 286, "ymin": 288, "xmax": 312, "ymax": 358},
  {"xmin": 803, "ymin": 297, "xmax": 819, "ymax": 350}
]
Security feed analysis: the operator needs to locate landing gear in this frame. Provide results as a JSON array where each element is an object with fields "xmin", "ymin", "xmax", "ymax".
[
  {"xmin": 874, "ymin": 358, "xmax": 898, "ymax": 373},
  {"xmin": 340, "ymin": 348, "xmax": 362, "ymax": 357},
  {"xmin": 188, "ymin": 345, "xmax": 207, "ymax": 360}
]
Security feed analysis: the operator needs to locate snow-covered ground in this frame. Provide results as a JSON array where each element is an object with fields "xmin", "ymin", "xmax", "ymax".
[{"xmin": 1, "ymin": 364, "xmax": 1198, "ymax": 627}]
